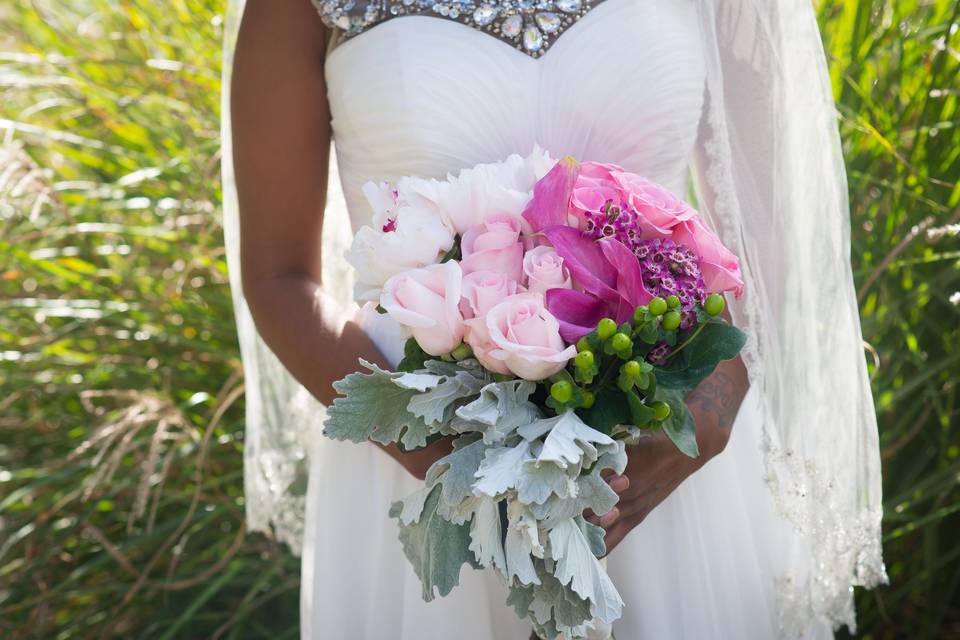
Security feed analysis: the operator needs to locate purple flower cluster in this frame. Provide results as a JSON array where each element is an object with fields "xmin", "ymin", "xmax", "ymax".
[
  {"xmin": 647, "ymin": 342, "xmax": 673, "ymax": 365},
  {"xmin": 583, "ymin": 199, "xmax": 640, "ymax": 247},
  {"xmin": 636, "ymin": 238, "xmax": 706, "ymax": 330},
  {"xmin": 583, "ymin": 201, "xmax": 706, "ymax": 330}
]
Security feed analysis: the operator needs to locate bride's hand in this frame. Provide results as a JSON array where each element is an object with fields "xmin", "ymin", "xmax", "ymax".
[{"xmin": 586, "ymin": 356, "xmax": 749, "ymax": 555}]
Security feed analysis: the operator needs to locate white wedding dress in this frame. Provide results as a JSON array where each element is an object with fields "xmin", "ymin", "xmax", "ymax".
[{"xmin": 297, "ymin": 1, "xmax": 833, "ymax": 638}]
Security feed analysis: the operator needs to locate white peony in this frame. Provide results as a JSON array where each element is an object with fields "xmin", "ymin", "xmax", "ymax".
[
  {"xmin": 434, "ymin": 147, "xmax": 556, "ymax": 235},
  {"xmin": 346, "ymin": 180, "xmax": 455, "ymax": 302}
]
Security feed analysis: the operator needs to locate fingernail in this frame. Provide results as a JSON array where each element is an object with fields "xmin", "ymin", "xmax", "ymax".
[
  {"xmin": 609, "ymin": 475, "xmax": 629, "ymax": 493},
  {"xmin": 599, "ymin": 507, "xmax": 620, "ymax": 528}
]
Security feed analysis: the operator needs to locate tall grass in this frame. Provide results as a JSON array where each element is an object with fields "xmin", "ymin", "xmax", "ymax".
[{"xmin": 0, "ymin": 0, "xmax": 957, "ymax": 638}]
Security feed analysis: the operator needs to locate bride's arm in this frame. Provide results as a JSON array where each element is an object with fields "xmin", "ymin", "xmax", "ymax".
[{"xmin": 230, "ymin": 0, "xmax": 450, "ymax": 479}]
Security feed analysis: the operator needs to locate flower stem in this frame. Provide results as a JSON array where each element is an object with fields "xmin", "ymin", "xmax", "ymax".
[{"xmin": 664, "ymin": 322, "xmax": 707, "ymax": 362}]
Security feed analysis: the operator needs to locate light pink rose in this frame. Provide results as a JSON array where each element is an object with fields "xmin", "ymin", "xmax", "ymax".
[
  {"xmin": 612, "ymin": 172, "xmax": 696, "ymax": 236},
  {"xmin": 460, "ymin": 214, "xmax": 525, "ymax": 282},
  {"xmin": 522, "ymin": 246, "xmax": 571, "ymax": 297},
  {"xmin": 671, "ymin": 218, "xmax": 745, "ymax": 297},
  {"xmin": 380, "ymin": 261, "xmax": 465, "ymax": 356},
  {"xmin": 460, "ymin": 270, "xmax": 520, "ymax": 319},
  {"xmin": 473, "ymin": 292, "xmax": 577, "ymax": 381},
  {"xmin": 463, "ymin": 318, "xmax": 511, "ymax": 375}
]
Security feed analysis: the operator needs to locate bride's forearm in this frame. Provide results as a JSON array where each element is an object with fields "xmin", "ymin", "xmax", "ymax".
[
  {"xmin": 245, "ymin": 272, "xmax": 451, "ymax": 479},
  {"xmin": 244, "ymin": 272, "xmax": 387, "ymax": 407},
  {"xmin": 687, "ymin": 355, "xmax": 750, "ymax": 460}
]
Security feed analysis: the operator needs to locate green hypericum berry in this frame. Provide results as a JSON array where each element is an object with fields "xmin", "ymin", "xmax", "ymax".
[
  {"xmin": 704, "ymin": 293, "xmax": 726, "ymax": 316},
  {"xmin": 576, "ymin": 336, "xmax": 591, "ymax": 352},
  {"xmin": 550, "ymin": 380, "xmax": 573, "ymax": 403},
  {"xmin": 597, "ymin": 317, "xmax": 617, "ymax": 340},
  {"xmin": 581, "ymin": 391, "xmax": 596, "ymax": 409},
  {"xmin": 611, "ymin": 332, "xmax": 632, "ymax": 352},
  {"xmin": 575, "ymin": 350, "xmax": 595, "ymax": 370},
  {"xmin": 623, "ymin": 360, "xmax": 641, "ymax": 378},
  {"xmin": 450, "ymin": 343, "xmax": 473, "ymax": 360},
  {"xmin": 652, "ymin": 401, "xmax": 671, "ymax": 421},
  {"xmin": 648, "ymin": 297, "xmax": 668, "ymax": 316},
  {"xmin": 632, "ymin": 305, "xmax": 648, "ymax": 324},
  {"xmin": 662, "ymin": 311, "xmax": 681, "ymax": 331},
  {"xmin": 666, "ymin": 295, "xmax": 680, "ymax": 309}
]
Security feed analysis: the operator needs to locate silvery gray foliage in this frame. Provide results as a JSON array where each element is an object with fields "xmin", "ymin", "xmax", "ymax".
[{"xmin": 324, "ymin": 359, "xmax": 628, "ymax": 639}]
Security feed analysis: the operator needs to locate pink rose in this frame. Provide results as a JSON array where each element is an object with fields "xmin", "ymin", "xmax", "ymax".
[
  {"xmin": 380, "ymin": 261, "xmax": 465, "ymax": 356},
  {"xmin": 460, "ymin": 214, "xmax": 525, "ymax": 282},
  {"xmin": 671, "ymin": 218, "xmax": 745, "ymax": 297},
  {"xmin": 612, "ymin": 172, "xmax": 696, "ymax": 236},
  {"xmin": 470, "ymin": 292, "xmax": 577, "ymax": 381},
  {"xmin": 460, "ymin": 270, "xmax": 520, "ymax": 319},
  {"xmin": 569, "ymin": 162, "xmax": 623, "ymax": 227},
  {"xmin": 522, "ymin": 246, "xmax": 571, "ymax": 297}
]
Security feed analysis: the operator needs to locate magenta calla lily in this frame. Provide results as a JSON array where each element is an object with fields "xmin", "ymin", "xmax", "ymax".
[
  {"xmin": 542, "ymin": 229, "xmax": 654, "ymax": 341},
  {"xmin": 522, "ymin": 155, "xmax": 580, "ymax": 237}
]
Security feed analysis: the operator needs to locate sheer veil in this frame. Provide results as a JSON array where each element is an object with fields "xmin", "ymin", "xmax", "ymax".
[{"xmin": 220, "ymin": 0, "xmax": 886, "ymax": 632}]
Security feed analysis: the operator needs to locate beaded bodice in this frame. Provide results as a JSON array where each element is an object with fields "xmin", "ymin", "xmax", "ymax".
[{"xmin": 310, "ymin": 0, "xmax": 608, "ymax": 57}]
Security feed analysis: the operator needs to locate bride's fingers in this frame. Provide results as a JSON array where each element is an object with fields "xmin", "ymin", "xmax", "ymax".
[
  {"xmin": 601, "ymin": 469, "xmax": 630, "ymax": 493},
  {"xmin": 599, "ymin": 507, "xmax": 621, "ymax": 528},
  {"xmin": 584, "ymin": 506, "xmax": 620, "ymax": 528}
]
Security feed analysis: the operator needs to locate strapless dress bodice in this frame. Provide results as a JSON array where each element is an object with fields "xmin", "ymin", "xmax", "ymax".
[{"xmin": 322, "ymin": 0, "xmax": 705, "ymax": 231}]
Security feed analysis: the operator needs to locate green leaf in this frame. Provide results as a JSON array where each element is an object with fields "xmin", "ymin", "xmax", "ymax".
[
  {"xmin": 325, "ymin": 360, "xmax": 432, "ymax": 449},
  {"xmin": 398, "ymin": 337, "xmax": 428, "ymax": 372},
  {"xmin": 578, "ymin": 391, "xmax": 630, "ymax": 434},
  {"xmin": 389, "ymin": 485, "xmax": 478, "ymax": 601},
  {"xmin": 658, "ymin": 388, "xmax": 699, "ymax": 458},
  {"xmin": 655, "ymin": 321, "xmax": 746, "ymax": 391},
  {"xmin": 625, "ymin": 389, "xmax": 656, "ymax": 427}
]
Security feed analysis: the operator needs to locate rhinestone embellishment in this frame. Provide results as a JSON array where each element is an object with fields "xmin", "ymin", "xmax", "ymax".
[{"xmin": 311, "ymin": 0, "xmax": 606, "ymax": 59}]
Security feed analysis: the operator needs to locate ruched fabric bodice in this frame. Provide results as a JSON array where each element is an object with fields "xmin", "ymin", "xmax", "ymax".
[{"xmin": 324, "ymin": 0, "xmax": 706, "ymax": 231}]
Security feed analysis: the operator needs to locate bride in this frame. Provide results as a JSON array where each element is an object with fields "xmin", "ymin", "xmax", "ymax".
[{"xmin": 220, "ymin": 0, "xmax": 887, "ymax": 638}]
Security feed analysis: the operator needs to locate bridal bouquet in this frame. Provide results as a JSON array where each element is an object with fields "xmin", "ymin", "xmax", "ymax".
[{"xmin": 325, "ymin": 150, "xmax": 746, "ymax": 639}]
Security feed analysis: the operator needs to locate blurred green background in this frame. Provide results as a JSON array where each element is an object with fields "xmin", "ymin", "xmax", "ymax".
[{"xmin": 0, "ymin": 1, "xmax": 957, "ymax": 638}]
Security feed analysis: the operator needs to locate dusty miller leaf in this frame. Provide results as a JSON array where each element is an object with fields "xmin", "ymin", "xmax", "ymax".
[
  {"xmin": 516, "ymin": 456, "xmax": 575, "ymax": 506},
  {"xmin": 325, "ymin": 360, "xmax": 433, "ymax": 449},
  {"xmin": 408, "ymin": 370, "xmax": 488, "ymax": 426},
  {"xmin": 389, "ymin": 485, "xmax": 478, "ymax": 602},
  {"xmin": 392, "ymin": 486, "xmax": 433, "ymax": 526},
  {"xmin": 467, "ymin": 495, "xmax": 507, "ymax": 574},
  {"xmin": 519, "ymin": 410, "xmax": 618, "ymax": 470},
  {"xmin": 455, "ymin": 380, "xmax": 541, "ymax": 444},
  {"xmin": 504, "ymin": 500, "xmax": 543, "ymax": 586},
  {"xmin": 506, "ymin": 582, "xmax": 536, "ymax": 619},
  {"xmin": 425, "ymin": 438, "xmax": 489, "ymax": 519},
  {"xmin": 473, "ymin": 439, "xmax": 533, "ymax": 498},
  {"xmin": 548, "ymin": 518, "xmax": 624, "ymax": 624}
]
